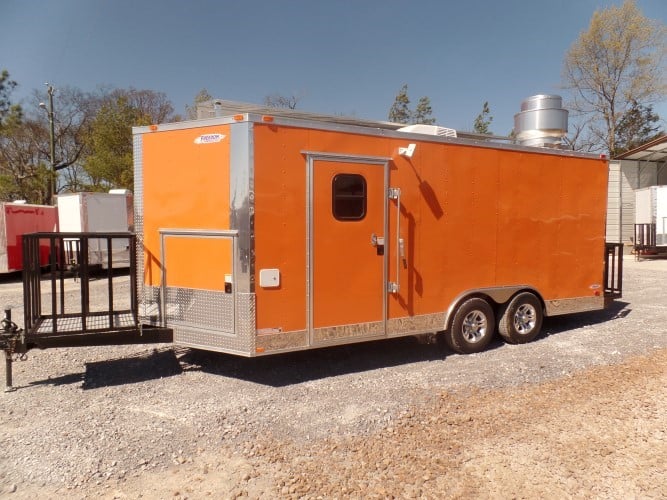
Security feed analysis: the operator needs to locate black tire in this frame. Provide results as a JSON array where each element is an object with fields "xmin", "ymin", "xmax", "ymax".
[
  {"xmin": 443, "ymin": 297, "xmax": 495, "ymax": 354},
  {"xmin": 498, "ymin": 292, "xmax": 543, "ymax": 344}
]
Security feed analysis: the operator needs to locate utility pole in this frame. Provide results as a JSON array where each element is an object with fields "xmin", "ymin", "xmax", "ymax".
[{"xmin": 39, "ymin": 83, "xmax": 56, "ymax": 204}]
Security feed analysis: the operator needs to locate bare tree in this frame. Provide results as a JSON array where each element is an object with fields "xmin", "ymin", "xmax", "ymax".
[
  {"xmin": 31, "ymin": 85, "xmax": 104, "ymax": 194},
  {"xmin": 110, "ymin": 87, "xmax": 175, "ymax": 124},
  {"xmin": 562, "ymin": 115, "xmax": 598, "ymax": 152},
  {"xmin": 562, "ymin": 0, "xmax": 666, "ymax": 153},
  {"xmin": 263, "ymin": 92, "xmax": 303, "ymax": 109}
]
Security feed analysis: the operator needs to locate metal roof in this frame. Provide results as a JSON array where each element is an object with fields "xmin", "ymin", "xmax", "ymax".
[{"xmin": 614, "ymin": 135, "xmax": 667, "ymax": 162}]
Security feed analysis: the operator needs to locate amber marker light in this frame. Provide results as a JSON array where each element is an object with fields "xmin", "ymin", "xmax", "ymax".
[
  {"xmin": 256, "ymin": 347, "xmax": 265, "ymax": 353},
  {"xmin": 233, "ymin": 114, "xmax": 244, "ymax": 121},
  {"xmin": 149, "ymin": 124, "xmax": 158, "ymax": 131},
  {"xmin": 261, "ymin": 115, "xmax": 274, "ymax": 123}
]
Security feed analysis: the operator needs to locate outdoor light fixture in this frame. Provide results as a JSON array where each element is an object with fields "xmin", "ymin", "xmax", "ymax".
[{"xmin": 398, "ymin": 143, "xmax": 416, "ymax": 158}]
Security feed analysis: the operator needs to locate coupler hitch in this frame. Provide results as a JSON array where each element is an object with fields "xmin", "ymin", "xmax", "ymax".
[{"xmin": 1, "ymin": 308, "xmax": 25, "ymax": 392}]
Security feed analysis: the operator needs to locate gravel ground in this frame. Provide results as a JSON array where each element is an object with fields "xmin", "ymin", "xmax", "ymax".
[{"xmin": 0, "ymin": 256, "xmax": 665, "ymax": 499}]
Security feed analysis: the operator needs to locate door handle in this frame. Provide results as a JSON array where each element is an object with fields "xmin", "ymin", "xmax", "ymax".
[{"xmin": 371, "ymin": 233, "xmax": 385, "ymax": 256}]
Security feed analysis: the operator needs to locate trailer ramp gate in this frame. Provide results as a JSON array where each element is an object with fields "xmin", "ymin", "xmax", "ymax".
[
  {"xmin": 604, "ymin": 242, "xmax": 623, "ymax": 299},
  {"xmin": 3, "ymin": 232, "xmax": 172, "ymax": 391}
]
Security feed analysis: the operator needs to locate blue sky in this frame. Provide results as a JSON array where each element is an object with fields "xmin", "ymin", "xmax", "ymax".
[{"xmin": 1, "ymin": 0, "xmax": 665, "ymax": 135}]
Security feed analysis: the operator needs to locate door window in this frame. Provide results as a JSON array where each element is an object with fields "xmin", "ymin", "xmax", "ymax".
[{"xmin": 332, "ymin": 174, "xmax": 366, "ymax": 221}]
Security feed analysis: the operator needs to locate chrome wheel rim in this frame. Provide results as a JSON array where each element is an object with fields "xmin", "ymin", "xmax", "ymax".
[
  {"xmin": 514, "ymin": 304, "xmax": 537, "ymax": 334},
  {"xmin": 462, "ymin": 310, "xmax": 488, "ymax": 343}
]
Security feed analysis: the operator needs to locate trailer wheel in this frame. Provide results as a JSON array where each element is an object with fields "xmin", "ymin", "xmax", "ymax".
[
  {"xmin": 497, "ymin": 292, "xmax": 543, "ymax": 344},
  {"xmin": 444, "ymin": 298, "xmax": 495, "ymax": 354}
]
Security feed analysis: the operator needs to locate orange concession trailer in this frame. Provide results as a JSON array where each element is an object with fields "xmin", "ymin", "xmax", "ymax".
[{"xmin": 133, "ymin": 112, "xmax": 619, "ymax": 356}]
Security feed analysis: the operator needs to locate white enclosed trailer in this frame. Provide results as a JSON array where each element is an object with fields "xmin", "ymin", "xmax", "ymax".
[
  {"xmin": 56, "ymin": 192, "xmax": 133, "ymax": 268},
  {"xmin": 634, "ymin": 185, "xmax": 667, "ymax": 255}
]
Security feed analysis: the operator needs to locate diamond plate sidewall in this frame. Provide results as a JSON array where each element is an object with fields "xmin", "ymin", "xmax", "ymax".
[
  {"xmin": 166, "ymin": 288, "xmax": 235, "ymax": 332},
  {"xmin": 172, "ymin": 292, "xmax": 256, "ymax": 355}
]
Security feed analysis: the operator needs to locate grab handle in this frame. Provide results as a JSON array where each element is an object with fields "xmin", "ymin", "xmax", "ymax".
[{"xmin": 388, "ymin": 187, "xmax": 401, "ymax": 294}]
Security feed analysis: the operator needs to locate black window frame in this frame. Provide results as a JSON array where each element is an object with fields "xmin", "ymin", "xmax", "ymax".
[{"xmin": 332, "ymin": 173, "xmax": 367, "ymax": 221}]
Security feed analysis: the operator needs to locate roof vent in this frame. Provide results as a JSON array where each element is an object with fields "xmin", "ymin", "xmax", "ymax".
[
  {"xmin": 514, "ymin": 95, "xmax": 568, "ymax": 148},
  {"xmin": 397, "ymin": 124, "xmax": 457, "ymax": 138}
]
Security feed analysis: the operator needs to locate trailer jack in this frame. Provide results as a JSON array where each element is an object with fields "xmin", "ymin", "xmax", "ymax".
[{"xmin": 1, "ymin": 309, "xmax": 26, "ymax": 392}]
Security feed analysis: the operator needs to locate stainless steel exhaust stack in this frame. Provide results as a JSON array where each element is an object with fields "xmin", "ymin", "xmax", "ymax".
[{"xmin": 514, "ymin": 95, "xmax": 568, "ymax": 148}]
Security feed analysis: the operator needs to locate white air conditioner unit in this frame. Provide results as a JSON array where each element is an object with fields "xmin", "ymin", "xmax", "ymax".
[{"xmin": 397, "ymin": 124, "xmax": 457, "ymax": 138}]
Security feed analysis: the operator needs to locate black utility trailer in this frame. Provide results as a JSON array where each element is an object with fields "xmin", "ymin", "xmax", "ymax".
[{"xmin": 1, "ymin": 232, "xmax": 172, "ymax": 391}]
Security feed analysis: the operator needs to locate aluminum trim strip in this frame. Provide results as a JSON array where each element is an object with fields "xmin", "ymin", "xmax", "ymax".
[
  {"xmin": 158, "ymin": 229, "xmax": 239, "ymax": 237},
  {"xmin": 133, "ymin": 116, "xmax": 241, "ymax": 134},
  {"xmin": 174, "ymin": 340, "xmax": 253, "ymax": 358},
  {"xmin": 306, "ymin": 155, "xmax": 313, "ymax": 345},
  {"xmin": 301, "ymin": 151, "xmax": 391, "ymax": 163},
  {"xmin": 312, "ymin": 332, "xmax": 387, "ymax": 348},
  {"xmin": 545, "ymin": 296, "xmax": 605, "ymax": 316},
  {"xmin": 133, "ymin": 134, "xmax": 147, "ymax": 324},
  {"xmin": 313, "ymin": 320, "xmax": 385, "ymax": 343},
  {"xmin": 169, "ymin": 321, "xmax": 238, "ymax": 337},
  {"xmin": 387, "ymin": 312, "xmax": 446, "ymax": 336},
  {"xmin": 230, "ymin": 121, "xmax": 254, "ymax": 294},
  {"xmin": 256, "ymin": 330, "xmax": 308, "ymax": 352}
]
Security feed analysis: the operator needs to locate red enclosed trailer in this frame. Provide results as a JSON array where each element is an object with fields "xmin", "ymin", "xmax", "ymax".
[{"xmin": 0, "ymin": 202, "xmax": 58, "ymax": 273}]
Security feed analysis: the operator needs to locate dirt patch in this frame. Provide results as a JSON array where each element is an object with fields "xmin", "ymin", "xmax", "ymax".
[{"xmin": 256, "ymin": 349, "xmax": 666, "ymax": 499}]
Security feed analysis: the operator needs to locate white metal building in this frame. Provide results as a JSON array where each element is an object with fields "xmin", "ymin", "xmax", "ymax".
[{"xmin": 606, "ymin": 135, "xmax": 667, "ymax": 249}]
